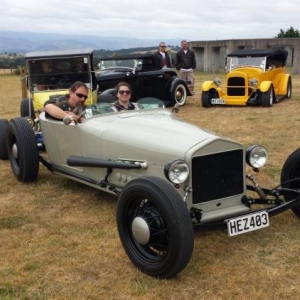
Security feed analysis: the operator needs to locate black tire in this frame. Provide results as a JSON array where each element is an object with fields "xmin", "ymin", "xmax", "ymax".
[
  {"xmin": 286, "ymin": 77, "xmax": 292, "ymax": 99},
  {"xmin": 201, "ymin": 89, "xmax": 218, "ymax": 107},
  {"xmin": 6, "ymin": 117, "xmax": 39, "ymax": 182},
  {"xmin": 20, "ymin": 98, "xmax": 35, "ymax": 118},
  {"xmin": 280, "ymin": 148, "xmax": 300, "ymax": 217},
  {"xmin": 116, "ymin": 176, "xmax": 194, "ymax": 278},
  {"xmin": 261, "ymin": 86, "xmax": 274, "ymax": 107},
  {"xmin": 0, "ymin": 119, "xmax": 9, "ymax": 160},
  {"xmin": 171, "ymin": 83, "xmax": 187, "ymax": 106}
]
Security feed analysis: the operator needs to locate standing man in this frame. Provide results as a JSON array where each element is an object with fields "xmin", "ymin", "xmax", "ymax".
[
  {"xmin": 175, "ymin": 40, "xmax": 196, "ymax": 99},
  {"xmin": 155, "ymin": 42, "xmax": 172, "ymax": 69}
]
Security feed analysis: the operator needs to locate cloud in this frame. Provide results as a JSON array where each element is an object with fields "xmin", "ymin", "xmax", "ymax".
[{"xmin": 1, "ymin": 0, "xmax": 299, "ymax": 41}]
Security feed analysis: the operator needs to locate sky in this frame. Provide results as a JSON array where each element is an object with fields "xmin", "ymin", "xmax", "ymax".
[{"xmin": 1, "ymin": 0, "xmax": 299, "ymax": 42}]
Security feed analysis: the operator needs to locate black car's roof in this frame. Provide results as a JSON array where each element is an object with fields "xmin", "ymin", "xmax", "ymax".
[
  {"xmin": 228, "ymin": 48, "xmax": 288, "ymax": 61},
  {"xmin": 100, "ymin": 54, "xmax": 162, "ymax": 70},
  {"xmin": 25, "ymin": 48, "xmax": 94, "ymax": 59},
  {"xmin": 99, "ymin": 53, "xmax": 156, "ymax": 60}
]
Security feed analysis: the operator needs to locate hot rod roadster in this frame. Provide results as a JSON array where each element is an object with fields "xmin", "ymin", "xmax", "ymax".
[
  {"xmin": 201, "ymin": 48, "xmax": 292, "ymax": 107},
  {"xmin": 1, "ymin": 99, "xmax": 300, "ymax": 279}
]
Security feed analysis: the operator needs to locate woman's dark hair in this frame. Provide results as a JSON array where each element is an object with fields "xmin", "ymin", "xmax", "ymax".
[{"xmin": 115, "ymin": 81, "xmax": 132, "ymax": 92}]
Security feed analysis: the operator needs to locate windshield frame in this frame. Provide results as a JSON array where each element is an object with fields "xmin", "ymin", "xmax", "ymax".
[
  {"xmin": 27, "ymin": 55, "xmax": 93, "ymax": 92},
  {"xmin": 226, "ymin": 56, "xmax": 267, "ymax": 71}
]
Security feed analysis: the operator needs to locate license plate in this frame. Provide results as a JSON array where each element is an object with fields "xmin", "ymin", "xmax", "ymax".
[
  {"xmin": 226, "ymin": 211, "xmax": 269, "ymax": 237},
  {"xmin": 211, "ymin": 98, "xmax": 225, "ymax": 104}
]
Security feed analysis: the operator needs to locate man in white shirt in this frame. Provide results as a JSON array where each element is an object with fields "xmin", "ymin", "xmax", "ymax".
[{"xmin": 155, "ymin": 42, "xmax": 172, "ymax": 69}]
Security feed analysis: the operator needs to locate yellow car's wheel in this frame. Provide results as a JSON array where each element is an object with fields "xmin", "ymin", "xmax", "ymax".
[
  {"xmin": 286, "ymin": 78, "xmax": 292, "ymax": 99},
  {"xmin": 261, "ymin": 86, "xmax": 274, "ymax": 107},
  {"xmin": 201, "ymin": 89, "xmax": 218, "ymax": 108},
  {"xmin": 20, "ymin": 98, "xmax": 35, "ymax": 118}
]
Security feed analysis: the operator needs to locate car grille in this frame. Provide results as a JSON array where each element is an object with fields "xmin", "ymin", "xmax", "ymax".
[
  {"xmin": 192, "ymin": 149, "xmax": 244, "ymax": 204},
  {"xmin": 227, "ymin": 77, "xmax": 245, "ymax": 96}
]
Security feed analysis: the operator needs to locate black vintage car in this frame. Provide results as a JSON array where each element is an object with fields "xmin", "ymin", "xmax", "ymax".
[{"xmin": 96, "ymin": 54, "xmax": 191, "ymax": 107}]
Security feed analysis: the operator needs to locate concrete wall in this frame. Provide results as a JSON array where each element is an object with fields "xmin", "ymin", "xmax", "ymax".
[{"xmin": 189, "ymin": 38, "xmax": 300, "ymax": 73}]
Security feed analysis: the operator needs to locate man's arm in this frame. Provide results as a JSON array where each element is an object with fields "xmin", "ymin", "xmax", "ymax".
[
  {"xmin": 174, "ymin": 52, "xmax": 180, "ymax": 70},
  {"xmin": 44, "ymin": 103, "xmax": 82, "ymax": 122},
  {"xmin": 192, "ymin": 51, "xmax": 196, "ymax": 69}
]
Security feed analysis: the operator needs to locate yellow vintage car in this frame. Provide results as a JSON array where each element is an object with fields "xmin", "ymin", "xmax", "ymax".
[
  {"xmin": 21, "ymin": 48, "xmax": 99, "ymax": 117},
  {"xmin": 201, "ymin": 48, "xmax": 292, "ymax": 107}
]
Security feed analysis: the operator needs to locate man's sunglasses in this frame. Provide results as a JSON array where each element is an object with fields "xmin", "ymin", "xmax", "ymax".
[
  {"xmin": 75, "ymin": 92, "xmax": 88, "ymax": 100},
  {"xmin": 118, "ymin": 90, "xmax": 131, "ymax": 95}
]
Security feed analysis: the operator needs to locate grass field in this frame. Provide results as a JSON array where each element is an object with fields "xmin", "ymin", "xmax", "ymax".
[{"xmin": 1, "ymin": 72, "xmax": 300, "ymax": 299}]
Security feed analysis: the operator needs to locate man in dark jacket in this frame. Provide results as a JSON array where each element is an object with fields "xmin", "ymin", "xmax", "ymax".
[
  {"xmin": 175, "ymin": 40, "xmax": 196, "ymax": 98},
  {"xmin": 155, "ymin": 42, "xmax": 172, "ymax": 69}
]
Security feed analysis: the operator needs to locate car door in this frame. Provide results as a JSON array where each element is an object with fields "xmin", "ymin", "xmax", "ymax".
[
  {"xmin": 136, "ymin": 69, "xmax": 168, "ymax": 100},
  {"xmin": 41, "ymin": 118, "xmax": 83, "ymax": 172}
]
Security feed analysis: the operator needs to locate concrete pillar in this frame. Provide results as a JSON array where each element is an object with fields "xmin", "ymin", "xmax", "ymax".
[
  {"xmin": 292, "ymin": 45, "xmax": 300, "ymax": 74},
  {"xmin": 203, "ymin": 46, "xmax": 211, "ymax": 73},
  {"xmin": 189, "ymin": 38, "xmax": 300, "ymax": 74}
]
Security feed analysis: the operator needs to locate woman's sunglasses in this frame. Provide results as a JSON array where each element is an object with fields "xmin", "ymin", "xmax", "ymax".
[{"xmin": 118, "ymin": 90, "xmax": 131, "ymax": 95}]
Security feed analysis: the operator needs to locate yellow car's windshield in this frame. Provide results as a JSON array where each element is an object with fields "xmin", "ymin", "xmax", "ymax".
[{"xmin": 227, "ymin": 56, "xmax": 266, "ymax": 71}]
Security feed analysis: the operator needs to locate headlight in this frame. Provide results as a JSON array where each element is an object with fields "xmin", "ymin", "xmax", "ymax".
[
  {"xmin": 246, "ymin": 145, "xmax": 268, "ymax": 169},
  {"xmin": 213, "ymin": 78, "xmax": 221, "ymax": 86},
  {"xmin": 249, "ymin": 78, "xmax": 258, "ymax": 87},
  {"xmin": 164, "ymin": 159, "xmax": 189, "ymax": 184}
]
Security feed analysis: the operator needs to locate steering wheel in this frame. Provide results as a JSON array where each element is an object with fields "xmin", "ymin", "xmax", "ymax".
[
  {"xmin": 63, "ymin": 110, "xmax": 86, "ymax": 125},
  {"xmin": 77, "ymin": 110, "xmax": 86, "ymax": 119}
]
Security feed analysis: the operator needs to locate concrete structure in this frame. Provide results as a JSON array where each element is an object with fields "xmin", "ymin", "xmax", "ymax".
[{"xmin": 189, "ymin": 38, "xmax": 300, "ymax": 73}]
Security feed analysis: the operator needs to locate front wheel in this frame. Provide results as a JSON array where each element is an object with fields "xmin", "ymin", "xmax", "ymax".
[
  {"xmin": 201, "ymin": 89, "xmax": 218, "ymax": 107},
  {"xmin": 0, "ymin": 119, "xmax": 9, "ymax": 160},
  {"xmin": 7, "ymin": 117, "xmax": 39, "ymax": 182},
  {"xmin": 116, "ymin": 176, "xmax": 194, "ymax": 278},
  {"xmin": 261, "ymin": 86, "xmax": 274, "ymax": 107},
  {"xmin": 280, "ymin": 148, "xmax": 300, "ymax": 217}
]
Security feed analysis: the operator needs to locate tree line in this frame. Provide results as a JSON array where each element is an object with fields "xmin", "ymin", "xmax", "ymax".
[{"xmin": 0, "ymin": 46, "xmax": 178, "ymax": 70}]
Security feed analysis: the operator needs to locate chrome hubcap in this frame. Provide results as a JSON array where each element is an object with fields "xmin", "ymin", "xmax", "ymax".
[
  {"xmin": 12, "ymin": 143, "xmax": 18, "ymax": 159},
  {"xmin": 131, "ymin": 216, "xmax": 150, "ymax": 245}
]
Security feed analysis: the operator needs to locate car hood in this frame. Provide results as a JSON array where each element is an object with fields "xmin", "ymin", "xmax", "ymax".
[{"xmin": 82, "ymin": 109, "xmax": 225, "ymax": 162}]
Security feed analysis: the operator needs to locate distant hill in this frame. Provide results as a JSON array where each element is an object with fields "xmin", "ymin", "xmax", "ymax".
[{"xmin": 0, "ymin": 31, "xmax": 182, "ymax": 53}]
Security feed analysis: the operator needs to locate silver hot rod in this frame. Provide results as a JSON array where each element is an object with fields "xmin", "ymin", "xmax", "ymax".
[{"xmin": 0, "ymin": 99, "xmax": 300, "ymax": 279}]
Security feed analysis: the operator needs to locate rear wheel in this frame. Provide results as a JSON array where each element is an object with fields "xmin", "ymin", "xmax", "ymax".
[
  {"xmin": 20, "ymin": 98, "xmax": 35, "ymax": 118},
  {"xmin": 171, "ymin": 82, "xmax": 187, "ymax": 106},
  {"xmin": 116, "ymin": 176, "xmax": 194, "ymax": 278},
  {"xmin": 281, "ymin": 148, "xmax": 300, "ymax": 217},
  {"xmin": 286, "ymin": 77, "xmax": 292, "ymax": 99},
  {"xmin": 261, "ymin": 86, "xmax": 274, "ymax": 107},
  {"xmin": 0, "ymin": 119, "xmax": 9, "ymax": 160},
  {"xmin": 7, "ymin": 117, "xmax": 39, "ymax": 182}
]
